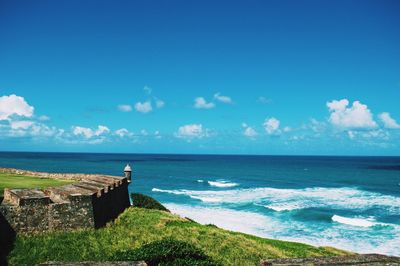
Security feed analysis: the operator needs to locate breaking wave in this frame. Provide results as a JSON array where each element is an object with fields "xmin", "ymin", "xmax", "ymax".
[
  {"xmin": 264, "ymin": 204, "xmax": 303, "ymax": 212},
  {"xmin": 207, "ymin": 180, "xmax": 239, "ymax": 188},
  {"xmin": 152, "ymin": 188, "xmax": 222, "ymax": 203},
  {"xmin": 331, "ymin": 215, "xmax": 379, "ymax": 227},
  {"xmin": 152, "ymin": 186, "xmax": 400, "ymax": 213},
  {"xmin": 163, "ymin": 203, "xmax": 400, "ymax": 256}
]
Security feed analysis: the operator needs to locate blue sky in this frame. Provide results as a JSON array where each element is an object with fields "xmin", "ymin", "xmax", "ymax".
[{"xmin": 0, "ymin": 0, "xmax": 399, "ymax": 155}]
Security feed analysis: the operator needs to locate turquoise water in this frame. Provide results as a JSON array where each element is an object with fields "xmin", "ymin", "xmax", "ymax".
[{"xmin": 1, "ymin": 152, "xmax": 399, "ymax": 255}]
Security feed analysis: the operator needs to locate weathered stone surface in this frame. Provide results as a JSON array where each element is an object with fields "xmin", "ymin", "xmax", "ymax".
[
  {"xmin": 0, "ymin": 170, "xmax": 130, "ymax": 234},
  {"xmin": 37, "ymin": 261, "xmax": 147, "ymax": 266},
  {"xmin": 4, "ymin": 188, "xmax": 51, "ymax": 206},
  {"xmin": 261, "ymin": 254, "xmax": 400, "ymax": 265}
]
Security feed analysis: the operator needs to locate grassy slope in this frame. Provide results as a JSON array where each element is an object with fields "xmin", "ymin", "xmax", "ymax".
[
  {"xmin": 0, "ymin": 173, "xmax": 74, "ymax": 197},
  {"xmin": 9, "ymin": 208, "xmax": 351, "ymax": 266}
]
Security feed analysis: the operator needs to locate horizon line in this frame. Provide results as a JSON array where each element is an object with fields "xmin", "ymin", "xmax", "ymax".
[{"xmin": 0, "ymin": 150, "xmax": 399, "ymax": 158}]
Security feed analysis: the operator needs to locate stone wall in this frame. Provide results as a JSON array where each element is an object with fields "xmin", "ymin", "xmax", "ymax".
[
  {"xmin": 261, "ymin": 254, "xmax": 400, "ymax": 265},
  {"xmin": 0, "ymin": 171, "xmax": 130, "ymax": 234}
]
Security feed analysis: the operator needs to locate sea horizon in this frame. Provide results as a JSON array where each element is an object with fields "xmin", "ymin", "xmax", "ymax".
[
  {"xmin": 1, "ymin": 151, "xmax": 399, "ymax": 256},
  {"xmin": 2, "ymin": 150, "xmax": 400, "ymax": 158}
]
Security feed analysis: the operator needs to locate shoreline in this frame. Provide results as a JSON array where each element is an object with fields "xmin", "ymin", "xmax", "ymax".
[{"xmin": 1, "ymin": 167, "xmax": 398, "ymax": 257}]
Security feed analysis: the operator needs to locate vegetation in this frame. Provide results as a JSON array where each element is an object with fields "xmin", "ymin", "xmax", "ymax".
[
  {"xmin": 0, "ymin": 172, "xmax": 74, "ymax": 197},
  {"xmin": 9, "ymin": 207, "xmax": 350, "ymax": 266},
  {"xmin": 111, "ymin": 238, "xmax": 219, "ymax": 266},
  {"xmin": 131, "ymin": 193, "xmax": 170, "ymax": 212}
]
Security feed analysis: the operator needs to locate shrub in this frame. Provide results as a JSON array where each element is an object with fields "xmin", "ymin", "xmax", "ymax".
[
  {"xmin": 110, "ymin": 238, "xmax": 220, "ymax": 266},
  {"xmin": 130, "ymin": 193, "xmax": 169, "ymax": 212},
  {"xmin": 205, "ymin": 224, "xmax": 218, "ymax": 228}
]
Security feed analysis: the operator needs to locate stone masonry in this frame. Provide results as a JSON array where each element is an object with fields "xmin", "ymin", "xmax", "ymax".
[
  {"xmin": 0, "ymin": 170, "xmax": 131, "ymax": 234},
  {"xmin": 261, "ymin": 254, "xmax": 400, "ymax": 265}
]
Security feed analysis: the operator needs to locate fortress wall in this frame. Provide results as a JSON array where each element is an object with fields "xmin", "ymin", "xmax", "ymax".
[
  {"xmin": 92, "ymin": 179, "xmax": 130, "ymax": 228},
  {"xmin": 0, "ymin": 205, "xmax": 49, "ymax": 233},
  {"xmin": 0, "ymin": 173, "xmax": 130, "ymax": 234},
  {"xmin": 48, "ymin": 195, "xmax": 95, "ymax": 231}
]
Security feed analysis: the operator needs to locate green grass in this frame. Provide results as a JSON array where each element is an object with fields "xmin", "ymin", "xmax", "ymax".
[
  {"xmin": 0, "ymin": 173, "xmax": 75, "ymax": 197},
  {"xmin": 8, "ymin": 207, "xmax": 351, "ymax": 266}
]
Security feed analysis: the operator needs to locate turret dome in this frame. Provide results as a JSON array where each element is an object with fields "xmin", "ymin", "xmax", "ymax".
[{"xmin": 124, "ymin": 164, "xmax": 132, "ymax": 172}]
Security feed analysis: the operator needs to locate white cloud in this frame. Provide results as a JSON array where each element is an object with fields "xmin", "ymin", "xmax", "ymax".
[
  {"xmin": 30, "ymin": 123, "xmax": 60, "ymax": 137},
  {"xmin": 347, "ymin": 129, "xmax": 390, "ymax": 140},
  {"xmin": 214, "ymin": 93, "xmax": 232, "ymax": 104},
  {"xmin": 290, "ymin": 135, "xmax": 302, "ymax": 141},
  {"xmin": 96, "ymin": 125, "xmax": 110, "ymax": 135},
  {"xmin": 143, "ymin": 85, "xmax": 152, "ymax": 95},
  {"xmin": 0, "ymin": 94, "xmax": 34, "ymax": 120},
  {"xmin": 242, "ymin": 123, "xmax": 258, "ymax": 138},
  {"xmin": 10, "ymin": 120, "xmax": 34, "ymax": 130},
  {"xmin": 73, "ymin": 126, "xmax": 95, "ymax": 138},
  {"xmin": 118, "ymin": 104, "xmax": 132, "ymax": 112},
  {"xmin": 154, "ymin": 130, "xmax": 162, "ymax": 139},
  {"xmin": 244, "ymin": 127, "xmax": 257, "ymax": 138},
  {"xmin": 86, "ymin": 138, "xmax": 106, "ymax": 145},
  {"xmin": 175, "ymin": 124, "xmax": 208, "ymax": 139},
  {"xmin": 363, "ymin": 129, "xmax": 390, "ymax": 139},
  {"xmin": 379, "ymin": 112, "xmax": 400, "ymax": 129},
  {"xmin": 263, "ymin": 117, "xmax": 280, "ymax": 135},
  {"xmin": 6, "ymin": 122, "xmax": 61, "ymax": 138},
  {"xmin": 156, "ymin": 99, "xmax": 165, "ymax": 108},
  {"xmin": 309, "ymin": 118, "xmax": 326, "ymax": 133},
  {"xmin": 139, "ymin": 86, "xmax": 164, "ymax": 109},
  {"xmin": 0, "ymin": 112, "xmax": 68, "ymax": 141},
  {"xmin": 115, "ymin": 128, "xmax": 132, "ymax": 137},
  {"xmin": 194, "ymin": 97, "xmax": 215, "ymax": 109},
  {"xmin": 134, "ymin": 101, "xmax": 152, "ymax": 113},
  {"xmin": 258, "ymin": 96, "xmax": 271, "ymax": 104},
  {"xmin": 38, "ymin": 115, "xmax": 50, "ymax": 121},
  {"xmin": 29, "ymin": 123, "xmax": 64, "ymax": 138},
  {"xmin": 348, "ymin": 131, "xmax": 356, "ymax": 139},
  {"xmin": 72, "ymin": 125, "xmax": 110, "ymax": 139},
  {"xmin": 327, "ymin": 99, "xmax": 377, "ymax": 129},
  {"xmin": 140, "ymin": 129, "xmax": 148, "ymax": 136}
]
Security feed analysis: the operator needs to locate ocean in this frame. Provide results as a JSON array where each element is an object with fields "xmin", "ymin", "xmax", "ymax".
[{"xmin": 1, "ymin": 152, "xmax": 399, "ymax": 256}]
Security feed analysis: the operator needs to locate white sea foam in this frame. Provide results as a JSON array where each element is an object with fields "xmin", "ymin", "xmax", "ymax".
[
  {"xmin": 152, "ymin": 186, "xmax": 400, "ymax": 212},
  {"xmin": 191, "ymin": 196, "xmax": 222, "ymax": 203},
  {"xmin": 164, "ymin": 203, "xmax": 279, "ymax": 236},
  {"xmin": 197, "ymin": 179, "xmax": 204, "ymax": 183},
  {"xmin": 163, "ymin": 203, "xmax": 400, "ymax": 257},
  {"xmin": 331, "ymin": 215, "xmax": 378, "ymax": 227},
  {"xmin": 207, "ymin": 180, "xmax": 239, "ymax": 188},
  {"xmin": 152, "ymin": 188, "xmax": 222, "ymax": 203},
  {"xmin": 264, "ymin": 204, "xmax": 303, "ymax": 212},
  {"xmin": 154, "ymin": 185, "xmax": 400, "ymax": 256}
]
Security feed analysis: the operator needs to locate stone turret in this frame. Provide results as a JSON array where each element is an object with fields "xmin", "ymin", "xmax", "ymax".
[{"xmin": 124, "ymin": 163, "xmax": 132, "ymax": 182}]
